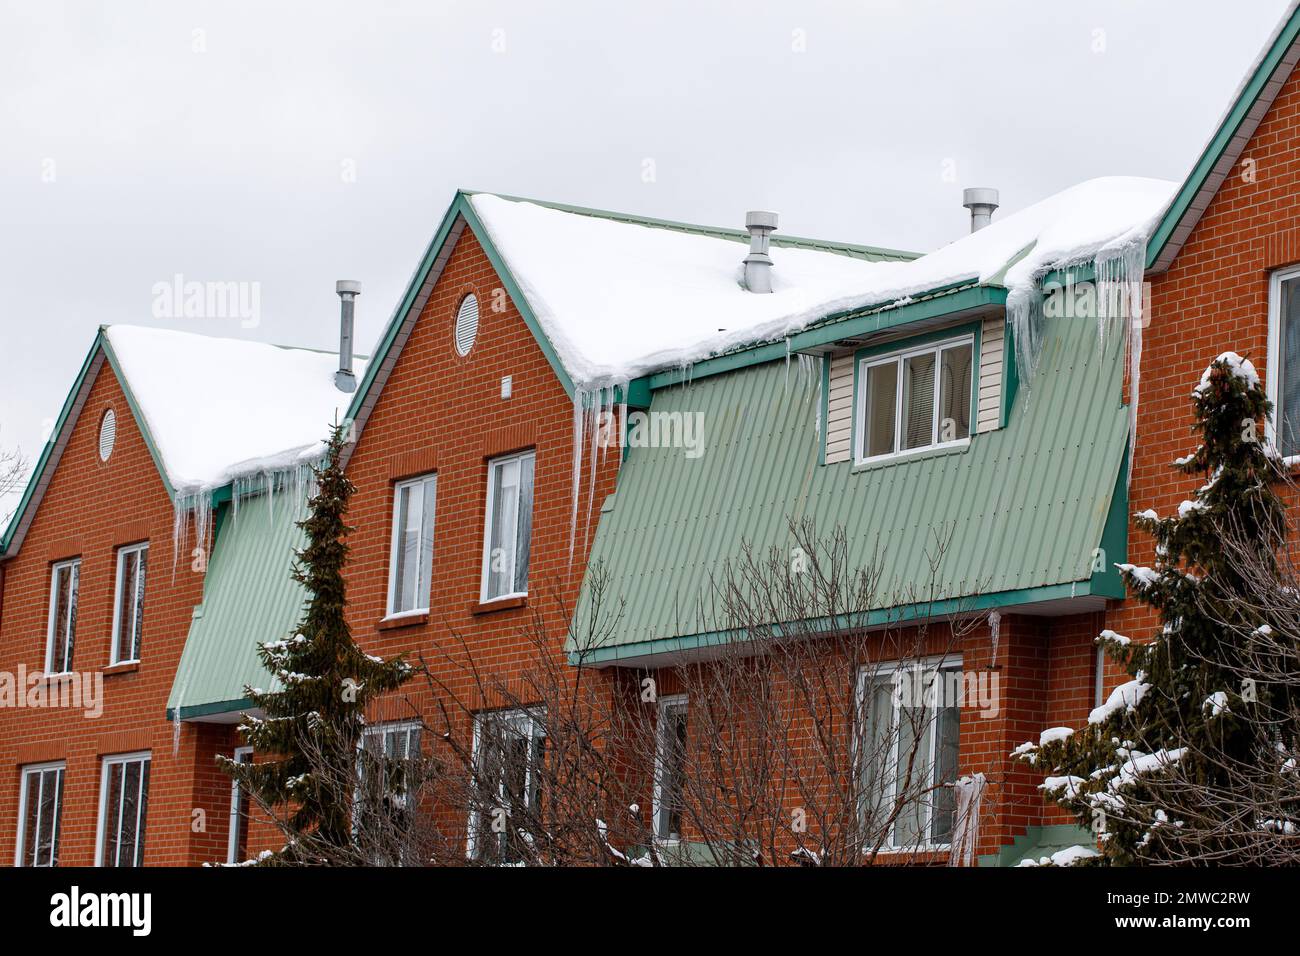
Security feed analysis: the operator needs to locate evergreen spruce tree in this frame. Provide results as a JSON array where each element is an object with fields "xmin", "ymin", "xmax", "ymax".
[
  {"xmin": 220, "ymin": 424, "xmax": 413, "ymax": 864},
  {"xmin": 1022, "ymin": 352, "xmax": 1297, "ymax": 863}
]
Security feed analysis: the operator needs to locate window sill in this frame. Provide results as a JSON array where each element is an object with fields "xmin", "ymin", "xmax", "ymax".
[
  {"xmin": 470, "ymin": 595, "xmax": 528, "ymax": 615},
  {"xmin": 103, "ymin": 661, "xmax": 140, "ymax": 677},
  {"xmin": 377, "ymin": 612, "xmax": 429, "ymax": 631},
  {"xmin": 852, "ymin": 439, "xmax": 971, "ymax": 474}
]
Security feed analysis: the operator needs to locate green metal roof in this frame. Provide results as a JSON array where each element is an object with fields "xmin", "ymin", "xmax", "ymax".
[
  {"xmin": 165, "ymin": 496, "xmax": 305, "ymax": 720},
  {"xmin": 571, "ymin": 309, "xmax": 1129, "ymax": 663}
]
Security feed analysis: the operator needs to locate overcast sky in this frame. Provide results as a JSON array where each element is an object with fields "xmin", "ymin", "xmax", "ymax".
[{"xmin": 0, "ymin": 0, "xmax": 1292, "ymax": 497}]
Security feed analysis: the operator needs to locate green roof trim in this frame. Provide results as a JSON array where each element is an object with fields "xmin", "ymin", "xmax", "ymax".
[
  {"xmin": 571, "ymin": 307, "xmax": 1129, "ymax": 660},
  {"xmin": 1146, "ymin": 6, "xmax": 1300, "ymax": 271},
  {"xmin": 569, "ymin": 580, "xmax": 1110, "ymax": 667},
  {"xmin": 646, "ymin": 283, "xmax": 1004, "ymax": 391},
  {"xmin": 2, "ymin": 328, "xmax": 181, "ymax": 557},
  {"xmin": 165, "ymin": 495, "xmax": 306, "ymax": 720}
]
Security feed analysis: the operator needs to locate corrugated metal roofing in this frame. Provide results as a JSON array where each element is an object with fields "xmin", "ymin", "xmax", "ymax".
[
  {"xmin": 166, "ymin": 495, "xmax": 306, "ymax": 719},
  {"xmin": 573, "ymin": 310, "xmax": 1127, "ymax": 657}
]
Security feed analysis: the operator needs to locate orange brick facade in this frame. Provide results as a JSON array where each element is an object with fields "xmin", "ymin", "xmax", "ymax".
[
  {"xmin": 7, "ymin": 59, "xmax": 1300, "ymax": 866},
  {"xmin": 0, "ymin": 363, "xmax": 238, "ymax": 865}
]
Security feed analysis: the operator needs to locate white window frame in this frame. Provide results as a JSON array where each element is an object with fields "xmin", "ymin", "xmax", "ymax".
[
  {"xmin": 14, "ymin": 761, "xmax": 65, "ymax": 867},
  {"xmin": 1267, "ymin": 264, "xmax": 1300, "ymax": 458},
  {"xmin": 95, "ymin": 751, "xmax": 151, "ymax": 867},
  {"xmin": 110, "ymin": 542, "xmax": 148, "ymax": 664},
  {"xmin": 359, "ymin": 720, "xmax": 422, "ymax": 806},
  {"xmin": 652, "ymin": 694, "xmax": 688, "ymax": 844},
  {"xmin": 855, "ymin": 655, "xmax": 962, "ymax": 852},
  {"xmin": 466, "ymin": 707, "xmax": 546, "ymax": 861},
  {"xmin": 479, "ymin": 450, "xmax": 535, "ymax": 603},
  {"xmin": 854, "ymin": 334, "xmax": 975, "ymax": 466},
  {"xmin": 226, "ymin": 746, "xmax": 253, "ymax": 865},
  {"xmin": 44, "ymin": 558, "xmax": 80, "ymax": 674},
  {"xmin": 386, "ymin": 473, "xmax": 437, "ymax": 617}
]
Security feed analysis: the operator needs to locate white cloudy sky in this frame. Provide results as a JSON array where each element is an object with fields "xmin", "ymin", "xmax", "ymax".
[{"xmin": 0, "ymin": 0, "xmax": 1292, "ymax": 508}]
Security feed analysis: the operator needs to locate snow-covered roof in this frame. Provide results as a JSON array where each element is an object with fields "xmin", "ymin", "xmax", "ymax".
[
  {"xmin": 104, "ymin": 325, "xmax": 363, "ymax": 495},
  {"xmin": 468, "ymin": 176, "xmax": 1177, "ymax": 389}
]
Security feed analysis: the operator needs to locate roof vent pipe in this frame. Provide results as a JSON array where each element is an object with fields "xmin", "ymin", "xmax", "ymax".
[
  {"xmin": 743, "ymin": 210, "xmax": 779, "ymax": 293},
  {"xmin": 334, "ymin": 279, "xmax": 361, "ymax": 392},
  {"xmin": 962, "ymin": 188, "xmax": 999, "ymax": 233}
]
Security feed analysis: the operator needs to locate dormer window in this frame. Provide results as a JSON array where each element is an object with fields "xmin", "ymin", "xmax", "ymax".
[{"xmin": 855, "ymin": 334, "xmax": 974, "ymax": 465}]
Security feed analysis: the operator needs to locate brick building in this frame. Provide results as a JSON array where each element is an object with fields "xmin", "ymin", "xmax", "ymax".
[{"xmin": 6, "ymin": 7, "xmax": 1300, "ymax": 867}]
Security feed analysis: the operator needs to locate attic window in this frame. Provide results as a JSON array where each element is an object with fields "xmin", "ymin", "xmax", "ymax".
[
  {"xmin": 454, "ymin": 294, "xmax": 480, "ymax": 356},
  {"xmin": 98, "ymin": 408, "xmax": 117, "ymax": 461}
]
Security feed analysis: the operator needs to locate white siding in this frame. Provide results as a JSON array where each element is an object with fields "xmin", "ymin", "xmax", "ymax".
[
  {"xmin": 825, "ymin": 350, "xmax": 855, "ymax": 463},
  {"xmin": 976, "ymin": 316, "xmax": 1004, "ymax": 433}
]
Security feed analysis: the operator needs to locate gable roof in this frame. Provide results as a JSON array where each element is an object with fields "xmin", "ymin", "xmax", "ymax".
[
  {"xmin": 1, "ymin": 325, "xmax": 363, "ymax": 557},
  {"xmin": 348, "ymin": 179, "xmax": 1175, "ymax": 438},
  {"xmin": 1147, "ymin": 1, "xmax": 1300, "ymax": 272}
]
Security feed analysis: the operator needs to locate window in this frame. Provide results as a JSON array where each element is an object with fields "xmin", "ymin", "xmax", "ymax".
[
  {"xmin": 111, "ymin": 542, "xmax": 148, "ymax": 664},
  {"xmin": 1268, "ymin": 266, "xmax": 1300, "ymax": 457},
  {"xmin": 469, "ymin": 708, "xmax": 545, "ymax": 863},
  {"xmin": 360, "ymin": 722, "xmax": 422, "ymax": 806},
  {"xmin": 857, "ymin": 658, "xmax": 961, "ymax": 849},
  {"xmin": 226, "ymin": 747, "xmax": 253, "ymax": 865},
  {"xmin": 96, "ymin": 752, "xmax": 150, "ymax": 867},
  {"xmin": 652, "ymin": 695, "xmax": 689, "ymax": 842},
  {"xmin": 15, "ymin": 762, "xmax": 65, "ymax": 867},
  {"xmin": 856, "ymin": 335, "xmax": 973, "ymax": 463},
  {"xmin": 481, "ymin": 451, "xmax": 535, "ymax": 602},
  {"xmin": 45, "ymin": 559, "xmax": 80, "ymax": 674},
  {"xmin": 387, "ymin": 474, "xmax": 437, "ymax": 615}
]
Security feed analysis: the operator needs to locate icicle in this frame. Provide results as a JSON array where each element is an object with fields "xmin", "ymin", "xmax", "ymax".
[
  {"xmin": 948, "ymin": 772, "xmax": 987, "ymax": 867},
  {"xmin": 1006, "ymin": 282, "xmax": 1046, "ymax": 402},
  {"xmin": 581, "ymin": 386, "xmax": 603, "ymax": 559},
  {"xmin": 1095, "ymin": 240, "xmax": 1147, "ymax": 488},
  {"xmin": 987, "ymin": 608, "xmax": 1001, "ymax": 664},
  {"xmin": 568, "ymin": 388, "xmax": 586, "ymax": 565},
  {"xmin": 784, "ymin": 337, "xmax": 793, "ymax": 393},
  {"xmin": 172, "ymin": 678, "xmax": 188, "ymax": 757}
]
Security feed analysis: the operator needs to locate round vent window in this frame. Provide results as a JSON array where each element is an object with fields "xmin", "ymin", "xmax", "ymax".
[
  {"xmin": 98, "ymin": 408, "xmax": 117, "ymax": 461},
  {"xmin": 454, "ymin": 293, "xmax": 480, "ymax": 356}
]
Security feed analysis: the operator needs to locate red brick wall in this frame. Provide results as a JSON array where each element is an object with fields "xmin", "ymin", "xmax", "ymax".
[
  {"xmin": 0, "ymin": 363, "xmax": 239, "ymax": 866},
  {"xmin": 341, "ymin": 227, "xmax": 622, "ymax": 849}
]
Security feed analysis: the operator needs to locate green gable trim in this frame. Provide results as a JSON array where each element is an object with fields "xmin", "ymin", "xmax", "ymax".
[
  {"xmin": 1089, "ymin": 446, "xmax": 1131, "ymax": 599},
  {"xmin": 0, "ymin": 335, "xmax": 101, "ymax": 555},
  {"xmin": 1145, "ymin": 7, "xmax": 1300, "ymax": 271},
  {"xmin": 648, "ymin": 284, "xmax": 1006, "ymax": 391},
  {"xmin": 3, "ymin": 328, "xmax": 185, "ymax": 557},
  {"xmin": 568, "ymin": 580, "xmax": 1105, "ymax": 667},
  {"xmin": 99, "ymin": 332, "xmax": 178, "ymax": 500}
]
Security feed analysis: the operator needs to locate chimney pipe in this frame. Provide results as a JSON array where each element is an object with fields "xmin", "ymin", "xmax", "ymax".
[
  {"xmin": 743, "ymin": 210, "xmax": 779, "ymax": 293},
  {"xmin": 335, "ymin": 279, "xmax": 361, "ymax": 392},
  {"xmin": 962, "ymin": 188, "xmax": 999, "ymax": 233}
]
